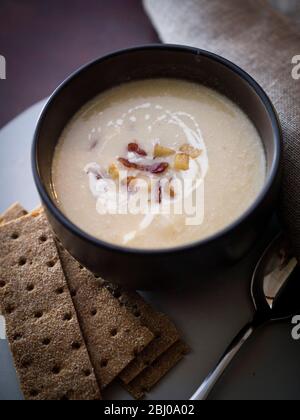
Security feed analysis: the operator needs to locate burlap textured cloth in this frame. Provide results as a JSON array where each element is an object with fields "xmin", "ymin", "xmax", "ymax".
[{"xmin": 143, "ymin": 0, "xmax": 300, "ymax": 258}]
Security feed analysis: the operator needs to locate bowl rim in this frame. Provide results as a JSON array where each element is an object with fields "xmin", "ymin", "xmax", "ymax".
[{"xmin": 32, "ymin": 43, "xmax": 282, "ymax": 256}]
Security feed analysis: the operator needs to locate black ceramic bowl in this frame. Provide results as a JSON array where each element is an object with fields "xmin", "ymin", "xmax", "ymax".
[{"xmin": 32, "ymin": 45, "xmax": 282, "ymax": 290}]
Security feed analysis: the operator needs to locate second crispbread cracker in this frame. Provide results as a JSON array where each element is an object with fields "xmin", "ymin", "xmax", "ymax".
[
  {"xmin": 124, "ymin": 340, "xmax": 189, "ymax": 400},
  {"xmin": 57, "ymin": 247, "xmax": 154, "ymax": 389},
  {"xmin": 0, "ymin": 203, "xmax": 27, "ymax": 225},
  {"xmin": 111, "ymin": 289, "xmax": 180, "ymax": 384},
  {"xmin": 0, "ymin": 211, "xmax": 101, "ymax": 400}
]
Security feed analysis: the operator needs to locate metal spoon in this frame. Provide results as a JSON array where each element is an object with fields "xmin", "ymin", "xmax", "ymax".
[{"xmin": 191, "ymin": 233, "xmax": 298, "ymax": 400}]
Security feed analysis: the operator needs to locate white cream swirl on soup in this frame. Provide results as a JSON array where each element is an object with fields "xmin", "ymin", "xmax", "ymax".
[{"xmin": 84, "ymin": 102, "xmax": 209, "ymax": 245}]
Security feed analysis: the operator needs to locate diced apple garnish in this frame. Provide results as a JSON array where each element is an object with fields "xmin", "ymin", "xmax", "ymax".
[
  {"xmin": 123, "ymin": 176, "xmax": 138, "ymax": 192},
  {"xmin": 179, "ymin": 144, "xmax": 202, "ymax": 159},
  {"xmin": 118, "ymin": 158, "xmax": 169, "ymax": 174},
  {"xmin": 169, "ymin": 184, "xmax": 176, "ymax": 199},
  {"xmin": 108, "ymin": 163, "xmax": 119, "ymax": 180},
  {"xmin": 174, "ymin": 153, "xmax": 190, "ymax": 171},
  {"xmin": 127, "ymin": 176, "xmax": 136, "ymax": 185},
  {"xmin": 169, "ymin": 185, "xmax": 176, "ymax": 198},
  {"xmin": 154, "ymin": 144, "xmax": 176, "ymax": 158}
]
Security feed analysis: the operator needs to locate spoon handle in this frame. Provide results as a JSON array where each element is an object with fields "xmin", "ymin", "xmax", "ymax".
[{"xmin": 190, "ymin": 323, "xmax": 255, "ymax": 400}]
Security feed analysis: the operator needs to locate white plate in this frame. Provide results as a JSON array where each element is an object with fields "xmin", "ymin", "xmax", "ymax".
[{"xmin": 1, "ymin": 101, "xmax": 300, "ymax": 400}]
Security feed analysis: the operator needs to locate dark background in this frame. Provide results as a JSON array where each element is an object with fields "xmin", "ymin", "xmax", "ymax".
[{"xmin": 0, "ymin": 0, "xmax": 158, "ymax": 128}]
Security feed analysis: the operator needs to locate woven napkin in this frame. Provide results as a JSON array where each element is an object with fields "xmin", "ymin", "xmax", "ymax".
[{"xmin": 143, "ymin": 0, "xmax": 300, "ymax": 259}]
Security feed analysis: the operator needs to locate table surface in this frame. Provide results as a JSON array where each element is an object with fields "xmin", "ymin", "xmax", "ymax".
[
  {"xmin": 1, "ymin": 102, "xmax": 300, "ymax": 401},
  {"xmin": 1, "ymin": 0, "xmax": 299, "ymax": 129},
  {"xmin": 0, "ymin": 0, "xmax": 159, "ymax": 128}
]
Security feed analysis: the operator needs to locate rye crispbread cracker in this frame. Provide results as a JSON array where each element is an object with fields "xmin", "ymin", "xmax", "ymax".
[
  {"xmin": 0, "ymin": 203, "xmax": 28, "ymax": 225},
  {"xmin": 124, "ymin": 340, "xmax": 190, "ymax": 400},
  {"xmin": 0, "ymin": 211, "xmax": 101, "ymax": 400},
  {"xmin": 57, "ymin": 247, "xmax": 154, "ymax": 389},
  {"xmin": 0, "ymin": 205, "xmax": 29, "ymax": 316},
  {"xmin": 108, "ymin": 288, "xmax": 180, "ymax": 385},
  {"xmin": 1, "ymin": 205, "xmax": 187, "ymax": 398}
]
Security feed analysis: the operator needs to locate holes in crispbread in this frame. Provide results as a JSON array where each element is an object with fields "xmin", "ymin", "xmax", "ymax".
[
  {"xmin": 105, "ymin": 284, "xmax": 114, "ymax": 294},
  {"xmin": 21, "ymin": 357, "xmax": 32, "ymax": 369},
  {"xmin": 63, "ymin": 312, "xmax": 73, "ymax": 321},
  {"xmin": 133, "ymin": 310, "xmax": 141, "ymax": 318},
  {"xmin": 90, "ymin": 309, "xmax": 97, "ymax": 317},
  {"xmin": 34, "ymin": 311, "xmax": 43, "ymax": 319},
  {"xmin": 55, "ymin": 287, "xmax": 64, "ymax": 295},
  {"xmin": 100, "ymin": 359, "xmax": 108, "ymax": 368},
  {"xmin": 71, "ymin": 341, "xmax": 81, "ymax": 351},
  {"xmin": 18, "ymin": 257, "xmax": 27, "ymax": 266},
  {"xmin": 0, "ymin": 280, "xmax": 6, "ymax": 288},
  {"xmin": 110, "ymin": 328, "xmax": 118, "ymax": 337},
  {"xmin": 29, "ymin": 389, "xmax": 39, "ymax": 398},
  {"xmin": 152, "ymin": 359, "xmax": 160, "ymax": 368},
  {"xmin": 119, "ymin": 296, "xmax": 127, "ymax": 306},
  {"xmin": 60, "ymin": 390, "xmax": 73, "ymax": 400},
  {"xmin": 13, "ymin": 333, "xmax": 23, "ymax": 342},
  {"xmin": 42, "ymin": 338, "xmax": 51, "ymax": 346},
  {"xmin": 26, "ymin": 284, "xmax": 34, "ymax": 292},
  {"xmin": 98, "ymin": 279, "xmax": 106, "ymax": 287},
  {"xmin": 39, "ymin": 235, "xmax": 47, "ymax": 243},
  {"xmin": 52, "ymin": 365, "xmax": 61, "ymax": 375},
  {"xmin": 70, "ymin": 289, "xmax": 77, "ymax": 297},
  {"xmin": 83, "ymin": 369, "xmax": 91, "ymax": 377},
  {"xmin": 46, "ymin": 260, "xmax": 56, "ymax": 268},
  {"xmin": 11, "ymin": 232, "xmax": 19, "ymax": 240},
  {"xmin": 5, "ymin": 304, "xmax": 15, "ymax": 315},
  {"xmin": 112, "ymin": 290, "xmax": 122, "ymax": 299}
]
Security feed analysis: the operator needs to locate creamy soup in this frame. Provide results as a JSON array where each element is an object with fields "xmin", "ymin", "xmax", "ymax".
[{"xmin": 52, "ymin": 79, "xmax": 266, "ymax": 249}]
